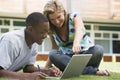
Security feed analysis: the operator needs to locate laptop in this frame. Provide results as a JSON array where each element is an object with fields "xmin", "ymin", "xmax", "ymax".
[{"xmin": 46, "ymin": 54, "xmax": 92, "ymax": 79}]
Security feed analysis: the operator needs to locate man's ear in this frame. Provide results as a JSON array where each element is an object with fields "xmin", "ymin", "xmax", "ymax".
[{"xmin": 27, "ymin": 26, "xmax": 33, "ymax": 32}]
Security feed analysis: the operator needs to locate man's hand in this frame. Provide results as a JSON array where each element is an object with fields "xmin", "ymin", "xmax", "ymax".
[
  {"xmin": 0, "ymin": 68, "xmax": 48, "ymax": 80},
  {"xmin": 26, "ymin": 72, "xmax": 47, "ymax": 80}
]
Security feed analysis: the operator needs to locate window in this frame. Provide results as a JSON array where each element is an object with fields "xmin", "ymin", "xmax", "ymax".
[
  {"xmin": 113, "ymin": 40, "xmax": 120, "ymax": 54},
  {"xmin": 38, "ymin": 45, "xmax": 42, "ymax": 52},
  {"xmin": 112, "ymin": 34, "xmax": 118, "ymax": 39},
  {"xmin": 1, "ymin": 28, "xmax": 9, "ymax": 33},
  {"xmin": 84, "ymin": 25, "xmax": 91, "ymax": 30},
  {"xmin": 89, "ymin": 24, "xmax": 120, "ymax": 54},
  {"xmin": 99, "ymin": 26, "xmax": 120, "ymax": 31},
  {"xmin": 44, "ymin": 38, "xmax": 51, "ymax": 51},
  {"xmin": 0, "ymin": 20, "xmax": 2, "ymax": 25},
  {"xmin": 13, "ymin": 21, "xmax": 25, "ymax": 27},
  {"xmin": 86, "ymin": 32, "xmax": 90, "ymax": 36},
  {"xmin": 95, "ymin": 33, "xmax": 101, "ymax": 37},
  {"xmin": 4, "ymin": 20, "xmax": 10, "ymax": 26},
  {"xmin": 38, "ymin": 37, "xmax": 51, "ymax": 53},
  {"xmin": 95, "ymin": 40, "xmax": 110, "ymax": 53},
  {"xmin": 103, "ymin": 33, "xmax": 109, "ymax": 38}
]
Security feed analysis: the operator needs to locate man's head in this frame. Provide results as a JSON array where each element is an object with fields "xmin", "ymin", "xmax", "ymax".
[{"xmin": 25, "ymin": 12, "xmax": 49, "ymax": 45}]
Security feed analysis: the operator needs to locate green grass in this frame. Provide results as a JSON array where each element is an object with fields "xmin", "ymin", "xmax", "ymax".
[
  {"xmin": 0, "ymin": 72, "xmax": 120, "ymax": 80},
  {"xmin": 0, "ymin": 78, "xmax": 18, "ymax": 80},
  {"xmin": 71, "ymin": 72, "xmax": 120, "ymax": 80},
  {"xmin": 45, "ymin": 72, "xmax": 120, "ymax": 80},
  {"xmin": 0, "ymin": 62, "xmax": 120, "ymax": 80},
  {"xmin": 36, "ymin": 61, "xmax": 120, "ymax": 80}
]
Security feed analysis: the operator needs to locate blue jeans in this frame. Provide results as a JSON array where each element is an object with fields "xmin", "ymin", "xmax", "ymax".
[{"xmin": 49, "ymin": 45, "xmax": 104, "ymax": 74}]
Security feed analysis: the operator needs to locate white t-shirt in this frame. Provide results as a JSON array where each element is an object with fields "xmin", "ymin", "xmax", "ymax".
[{"xmin": 0, "ymin": 28, "xmax": 38, "ymax": 71}]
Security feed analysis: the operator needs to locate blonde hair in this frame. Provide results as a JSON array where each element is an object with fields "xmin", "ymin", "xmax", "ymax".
[
  {"xmin": 43, "ymin": 0, "xmax": 65, "ymax": 17},
  {"xmin": 43, "ymin": 0, "xmax": 67, "ymax": 34}
]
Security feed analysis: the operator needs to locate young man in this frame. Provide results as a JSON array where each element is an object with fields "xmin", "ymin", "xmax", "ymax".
[{"xmin": 0, "ymin": 12, "xmax": 62, "ymax": 80}]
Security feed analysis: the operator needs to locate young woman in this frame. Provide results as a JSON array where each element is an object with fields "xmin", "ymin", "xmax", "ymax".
[{"xmin": 43, "ymin": 0, "xmax": 110, "ymax": 76}]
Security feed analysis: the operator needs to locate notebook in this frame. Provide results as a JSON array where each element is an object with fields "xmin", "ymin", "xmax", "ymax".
[{"xmin": 46, "ymin": 54, "xmax": 92, "ymax": 79}]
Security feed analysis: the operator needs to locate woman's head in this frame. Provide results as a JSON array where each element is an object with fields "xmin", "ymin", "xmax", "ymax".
[{"xmin": 43, "ymin": 0, "xmax": 67, "ymax": 29}]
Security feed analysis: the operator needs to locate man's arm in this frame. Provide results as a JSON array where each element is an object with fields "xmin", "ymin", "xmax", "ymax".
[
  {"xmin": 0, "ymin": 66, "xmax": 46, "ymax": 80},
  {"xmin": 23, "ymin": 64, "xmax": 38, "ymax": 73},
  {"xmin": 23, "ymin": 64, "xmax": 62, "ymax": 77}
]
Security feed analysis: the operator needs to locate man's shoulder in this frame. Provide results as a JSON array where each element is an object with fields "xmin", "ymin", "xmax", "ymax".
[{"xmin": 0, "ymin": 28, "xmax": 25, "ymax": 43}]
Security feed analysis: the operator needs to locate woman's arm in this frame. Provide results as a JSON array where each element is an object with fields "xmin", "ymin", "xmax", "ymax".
[
  {"xmin": 44, "ymin": 34, "xmax": 58, "ymax": 69},
  {"xmin": 72, "ymin": 14, "xmax": 85, "ymax": 54},
  {"xmin": 49, "ymin": 34, "xmax": 59, "ymax": 49},
  {"xmin": 44, "ymin": 57, "xmax": 52, "ymax": 69}
]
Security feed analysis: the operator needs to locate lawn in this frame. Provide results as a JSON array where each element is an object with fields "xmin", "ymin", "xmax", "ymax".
[
  {"xmin": 59, "ymin": 72, "xmax": 120, "ymax": 80},
  {"xmin": 0, "ymin": 72, "xmax": 120, "ymax": 80},
  {"xmin": 0, "ymin": 62, "xmax": 120, "ymax": 80},
  {"xmin": 36, "ymin": 61, "xmax": 120, "ymax": 80}
]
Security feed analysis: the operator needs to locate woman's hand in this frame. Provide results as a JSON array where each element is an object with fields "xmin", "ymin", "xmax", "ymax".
[
  {"xmin": 72, "ymin": 41, "xmax": 81, "ymax": 54},
  {"xmin": 43, "ymin": 66, "xmax": 62, "ymax": 77}
]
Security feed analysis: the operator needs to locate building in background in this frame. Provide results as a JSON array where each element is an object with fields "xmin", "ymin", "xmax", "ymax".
[{"xmin": 0, "ymin": 0, "xmax": 120, "ymax": 62}]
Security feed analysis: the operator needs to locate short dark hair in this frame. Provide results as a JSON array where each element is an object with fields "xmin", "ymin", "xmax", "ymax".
[{"xmin": 26, "ymin": 12, "xmax": 48, "ymax": 27}]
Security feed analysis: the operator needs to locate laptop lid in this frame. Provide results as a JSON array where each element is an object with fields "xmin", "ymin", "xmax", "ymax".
[
  {"xmin": 61, "ymin": 54, "xmax": 92, "ymax": 79},
  {"xmin": 46, "ymin": 54, "xmax": 92, "ymax": 79}
]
